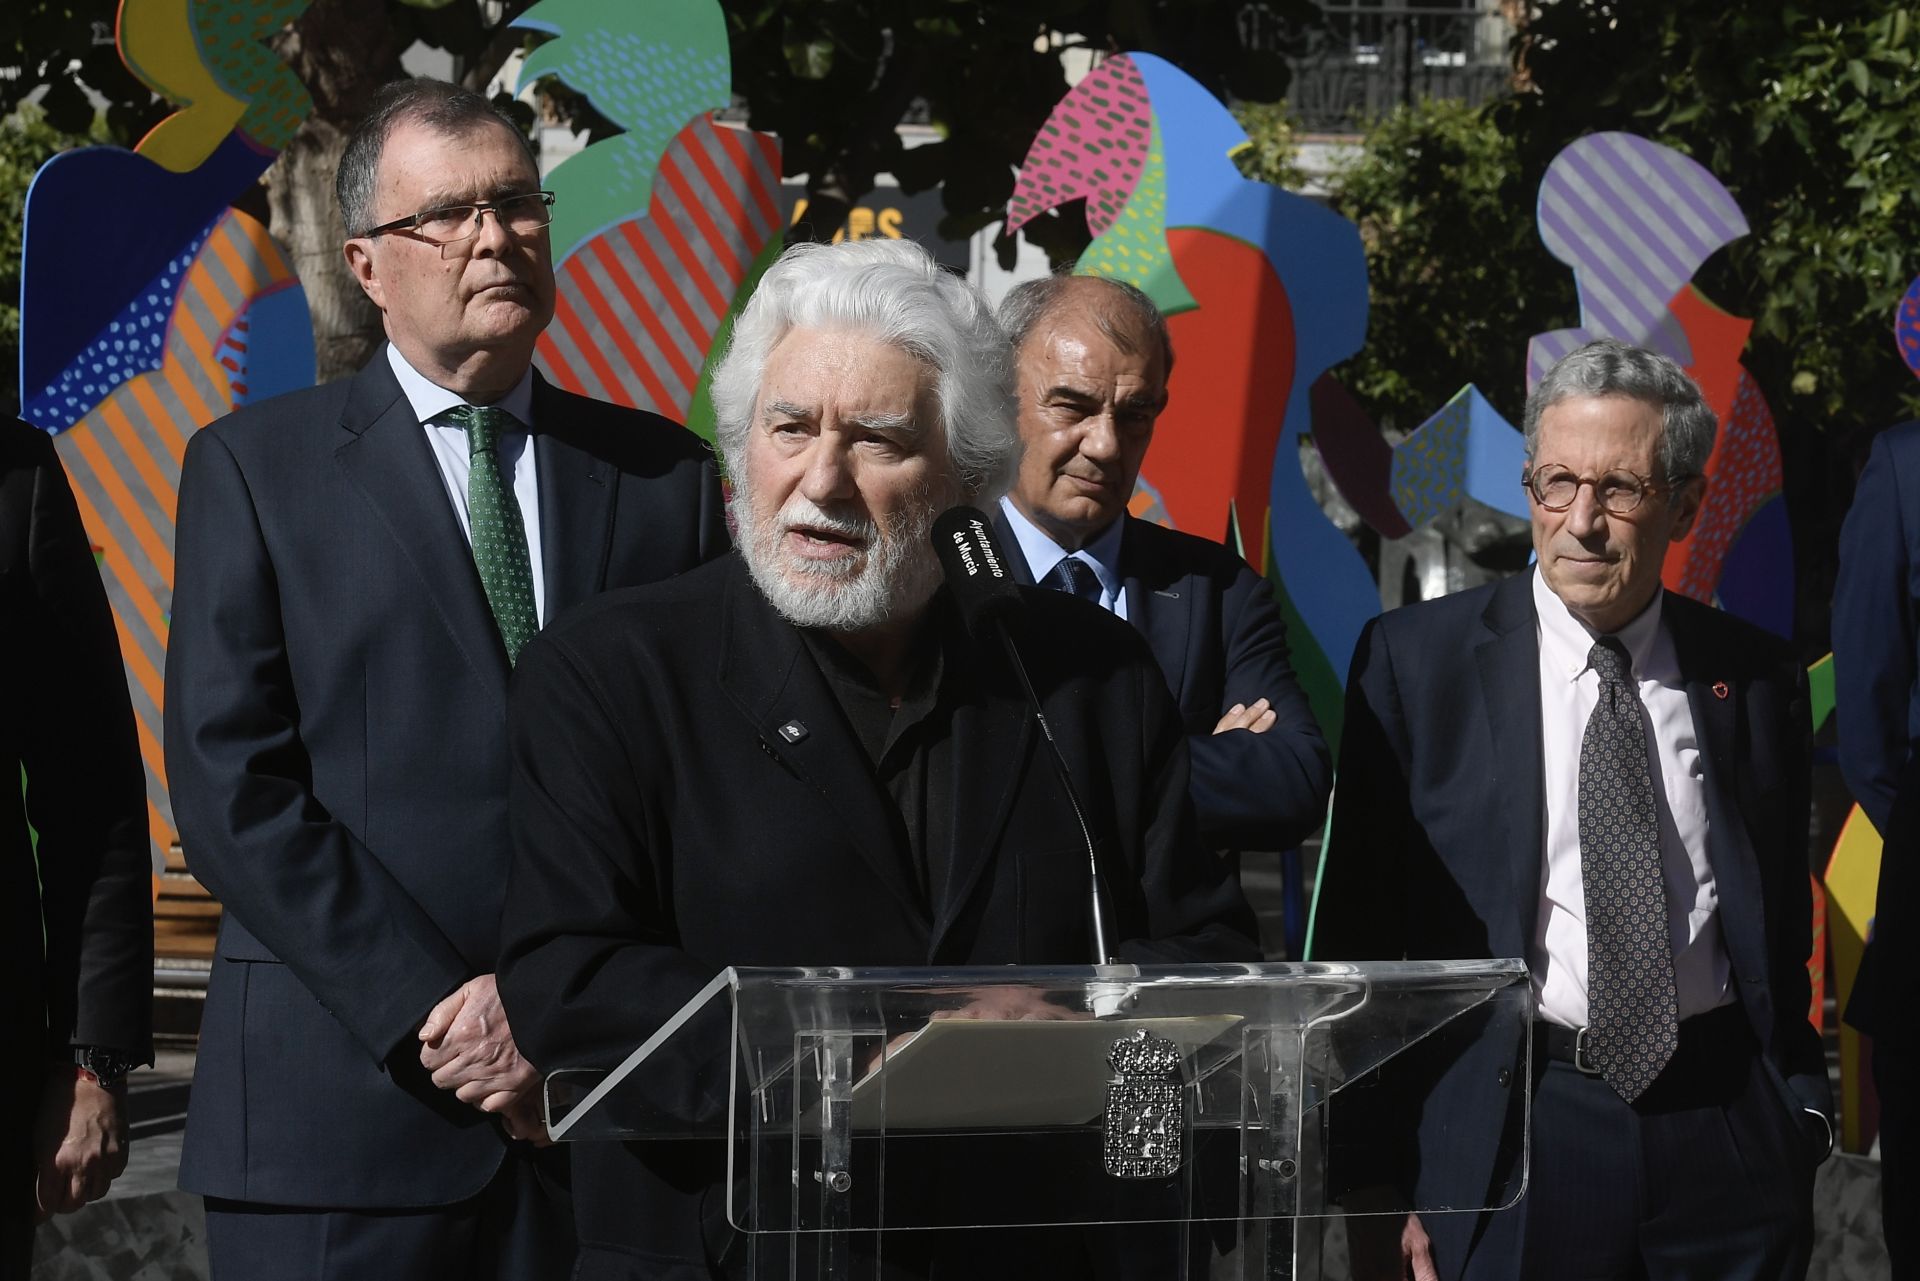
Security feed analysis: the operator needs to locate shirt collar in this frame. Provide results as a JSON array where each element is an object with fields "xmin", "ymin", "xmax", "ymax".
[
  {"xmin": 386, "ymin": 343, "xmax": 536, "ymax": 429},
  {"xmin": 996, "ymin": 496, "xmax": 1125, "ymax": 601},
  {"xmin": 1532, "ymin": 565, "xmax": 1665, "ymax": 684}
]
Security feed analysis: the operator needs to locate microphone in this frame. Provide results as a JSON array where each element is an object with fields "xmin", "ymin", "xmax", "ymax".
[
  {"xmin": 930, "ymin": 505, "xmax": 1024, "ymax": 640},
  {"xmin": 931, "ymin": 506, "xmax": 1117, "ymax": 966}
]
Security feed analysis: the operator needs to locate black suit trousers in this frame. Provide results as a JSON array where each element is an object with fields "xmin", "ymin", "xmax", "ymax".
[
  {"xmin": 203, "ymin": 1147, "xmax": 570, "ymax": 1281},
  {"xmin": 1467, "ymin": 1017, "xmax": 1817, "ymax": 1281}
]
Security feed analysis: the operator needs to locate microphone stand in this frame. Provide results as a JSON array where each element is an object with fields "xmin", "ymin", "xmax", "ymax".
[{"xmin": 990, "ymin": 617, "xmax": 1118, "ymax": 968}]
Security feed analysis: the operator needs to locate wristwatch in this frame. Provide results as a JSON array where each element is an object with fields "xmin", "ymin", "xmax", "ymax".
[{"xmin": 70, "ymin": 1045, "xmax": 134, "ymax": 1091}]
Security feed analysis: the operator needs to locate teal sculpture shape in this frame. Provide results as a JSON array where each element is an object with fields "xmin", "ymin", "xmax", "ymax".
[{"xmin": 513, "ymin": 0, "xmax": 731, "ymax": 263}]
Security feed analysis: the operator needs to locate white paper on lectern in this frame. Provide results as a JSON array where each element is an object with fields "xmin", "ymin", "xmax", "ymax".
[{"xmin": 846, "ymin": 1014, "xmax": 1243, "ymax": 1130}]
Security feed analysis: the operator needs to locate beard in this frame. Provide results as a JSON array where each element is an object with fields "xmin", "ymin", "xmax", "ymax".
[{"xmin": 734, "ymin": 478, "xmax": 949, "ymax": 634}]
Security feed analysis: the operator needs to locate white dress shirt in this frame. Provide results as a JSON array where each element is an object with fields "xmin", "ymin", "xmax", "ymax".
[
  {"xmin": 385, "ymin": 344, "xmax": 547, "ymax": 624},
  {"xmin": 998, "ymin": 496, "xmax": 1128, "ymax": 620},
  {"xmin": 1531, "ymin": 568, "xmax": 1733, "ymax": 1028}
]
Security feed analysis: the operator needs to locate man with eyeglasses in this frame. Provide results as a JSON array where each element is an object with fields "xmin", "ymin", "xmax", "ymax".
[
  {"xmin": 1315, "ymin": 338, "xmax": 1830, "ymax": 1281},
  {"xmin": 164, "ymin": 78, "xmax": 725, "ymax": 1278}
]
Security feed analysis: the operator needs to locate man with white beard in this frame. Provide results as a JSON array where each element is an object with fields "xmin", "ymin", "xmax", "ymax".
[{"xmin": 496, "ymin": 238, "xmax": 1259, "ymax": 1280}]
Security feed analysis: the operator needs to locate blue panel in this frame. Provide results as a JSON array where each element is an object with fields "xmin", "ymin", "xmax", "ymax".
[
  {"xmin": 232, "ymin": 282, "xmax": 317, "ymax": 404},
  {"xmin": 1269, "ymin": 380, "xmax": 1382, "ymax": 684},
  {"xmin": 1221, "ymin": 185, "xmax": 1370, "ymax": 380},
  {"xmin": 1461, "ymin": 387, "xmax": 1529, "ymax": 520},
  {"xmin": 20, "ymin": 221, "xmax": 215, "ymax": 435},
  {"xmin": 1131, "ymin": 51, "xmax": 1378, "ymax": 685},
  {"xmin": 1714, "ymin": 497, "xmax": 1793, "ymax": 640},
  {"xmin": 19, "ymin": 133, "xmax": 269, "ymax": 401},
  {"xmin": 1132, "ymin": 54, "xmax": 1368, "ymax": 374}
]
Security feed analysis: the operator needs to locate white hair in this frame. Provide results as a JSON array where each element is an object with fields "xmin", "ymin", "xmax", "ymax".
[{"xmin": 708, "ymin": 238, "xmax": 1021, "ymax": 501}]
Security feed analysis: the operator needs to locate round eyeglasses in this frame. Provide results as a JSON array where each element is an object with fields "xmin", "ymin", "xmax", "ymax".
[
  {"xmin": 1522, "ymin": 464, "xmax": 1687, "ymax": 516},
  {"xmin": 361, "ymin": 191, "xmax": 556, "ymax": 246}
]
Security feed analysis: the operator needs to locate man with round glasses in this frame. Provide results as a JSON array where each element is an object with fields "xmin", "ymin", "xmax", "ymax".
[
  {"xmin": 1316, "ymin": 338, "xmax": 1830, "ymax": 1280},
  {"xmin": 165, "ymin": 78, "xmax": 725, "ymax": 1278}
]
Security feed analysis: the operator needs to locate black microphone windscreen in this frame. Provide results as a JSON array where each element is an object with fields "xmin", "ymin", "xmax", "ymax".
[{"xmin": 931, "ymin": 506, "xmax": 1025, "ymax": 640}]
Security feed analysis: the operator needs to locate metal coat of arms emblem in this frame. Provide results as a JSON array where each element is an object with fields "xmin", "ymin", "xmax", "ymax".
[{"xmin": 1104, "ymin": 1028, "xmax": 1184, "ymax": 1178}]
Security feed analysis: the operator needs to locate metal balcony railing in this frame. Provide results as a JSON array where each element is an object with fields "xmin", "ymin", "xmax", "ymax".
[{"xmin": 1272, "ymin": 2, "xmax": 1517, "ymax": 132}]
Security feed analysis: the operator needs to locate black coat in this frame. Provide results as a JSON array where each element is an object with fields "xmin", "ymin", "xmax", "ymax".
[
  {"xmin": 0, "ymin": 420, "xmax": 151, "ymax": 1069},
  {"xmin": 1314, "ymin": 573, "xmax": 1830, "ymax": 1280},
  {"xmin": 163, "ymin": 355, "xmax": 726, "ymax": 1207},
  {"xmin": 496, "ymin": 554, "xmax": 1260, "ymax": 1275},
  {"xmin": 994, "ymin": 513, "xmax": 1331, "ymax": 850}
]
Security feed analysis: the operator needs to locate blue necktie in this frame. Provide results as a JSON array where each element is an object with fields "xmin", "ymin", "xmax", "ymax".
[{"xmin": 1045, "ymin": 555, "xmax": 1103, "ymax": 606}]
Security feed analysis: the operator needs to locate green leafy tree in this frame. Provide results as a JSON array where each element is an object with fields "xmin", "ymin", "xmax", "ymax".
[
  {"xmin": 1228, "ymin": 96, "xmax": 1570, "ymax": 433},
  {"xmin": 1, "ymin": 2, "xmax": 166, "ymax": 139},
  {"xmin": 1321, "ymin": 98, "xmax": 1569, "ymax": 433}
]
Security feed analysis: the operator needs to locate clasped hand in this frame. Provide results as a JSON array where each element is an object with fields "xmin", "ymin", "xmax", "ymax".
[
  {"xmin": 35, "ymin": 1069, "xmax": 127, "ymax": 1220},
  {"xmin": 418, "ymin": 973, "xmax": 549, "ymax": 1145}
]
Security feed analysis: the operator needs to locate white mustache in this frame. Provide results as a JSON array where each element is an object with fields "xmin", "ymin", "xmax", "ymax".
[{"xmin": 776, "ymin": 498, "xmax": 877, "ymax": 544}]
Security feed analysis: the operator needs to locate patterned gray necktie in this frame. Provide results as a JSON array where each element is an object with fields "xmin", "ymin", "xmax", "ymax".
[
  {"xmin": 443, "ymin": 404, "xmax": 537, "ymax": 665},
  {"xmin": 1045, "ymin": 555, "xmax": 1103, "ymax": 605},
  {"xmin": 1578, "ymin": 636, "xmax": 1680, "ymax": 1102}
]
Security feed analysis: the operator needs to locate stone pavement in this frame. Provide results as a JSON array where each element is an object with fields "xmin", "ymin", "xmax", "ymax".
[{"xmin": 32, "ymin": 1048, "xmax": 205, "ymax": 1280}]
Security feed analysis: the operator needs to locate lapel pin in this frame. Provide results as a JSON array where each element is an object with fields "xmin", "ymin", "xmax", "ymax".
[
  {"xmin": 1154, "ymin": 589, "xmax": 1180, "ymax": 600},
  {"xmin": 777, "ymin": 719, "xmax": 809, "ymax": 744},
  {"xmin": 1711, "ymin": 681, "xmax": 1729, "ymax": 700}
]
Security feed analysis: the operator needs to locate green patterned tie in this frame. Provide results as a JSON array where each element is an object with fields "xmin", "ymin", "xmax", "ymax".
[{"xmin": 444, "ymin": 404, "xmax": 537, "ymax": 664}]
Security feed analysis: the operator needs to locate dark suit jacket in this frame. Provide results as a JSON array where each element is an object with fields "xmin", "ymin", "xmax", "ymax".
[
  {"xmin": 164, "ymin": 355, "xmax": 726, "ymax": 1208},
  {"xmin": 1, "ymin": 420, "xmax": 151, "ymax": 1071},
  {"xmin": 995, "ymin": 512, "xmax": 1331, "ymax": 850},
  {"xmin": 496, "ymin": 555, "xmax": 1260, "ymax": 1274},
  {"xmin": 1314, "ymin": 573, "xmax": 1829, "ymax": 1280},
  {"xmin": 1835, "ymin": 418, "xmax": 1920, "ymax": 1040}
]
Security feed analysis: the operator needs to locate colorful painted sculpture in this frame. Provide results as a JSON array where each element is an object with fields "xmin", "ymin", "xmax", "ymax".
[
  {"xmin": 17, "ymin": 0, "xmax": 317, "ymax": 872},
  {"xmin": 1528, "ymin": 134, "xmax": 1790, "ymax": 638},
  {"xmin": 1009, "ymin": 52, "xmax": 1373, "ymax": 736},
  {"xmin": 515, "ymin": 0, "xmax": 783, "ymax": 439},
  {"xmin": 1350, "ymin": 134, "xmax": 1792, "ymax": 638},
  {"xmin": 1897, "ymin": 271, "xmax": 1920, "ymax": 379}
]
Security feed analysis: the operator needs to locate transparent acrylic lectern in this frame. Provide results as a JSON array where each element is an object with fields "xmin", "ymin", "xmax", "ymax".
[{"xmin": 546, "ymin": 960, "xmax": 1532, "ymax": 1280}]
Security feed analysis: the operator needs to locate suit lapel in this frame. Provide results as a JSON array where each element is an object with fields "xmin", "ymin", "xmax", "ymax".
[
  {"xmin": 531, "ymin": 376, "xmax": 616, "ymax": 620},
  {"xmin": 1474, "ymin": 574, "xmax": 1546, "ymax": 959},
  {"xmin": 1120, "ymin": 517, "xmax": 1191, "ymax": 697},
  {"xmin": 1666, "ymin": 598, "xmax": 1769, "ymax": 1017},
  {"xmin": 715, "ymin": 560, "xmax": 932, "ymax": 933},
  {"xmin": 333, "ymin": 359, "xmax": 510, "ymax": 704}
]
